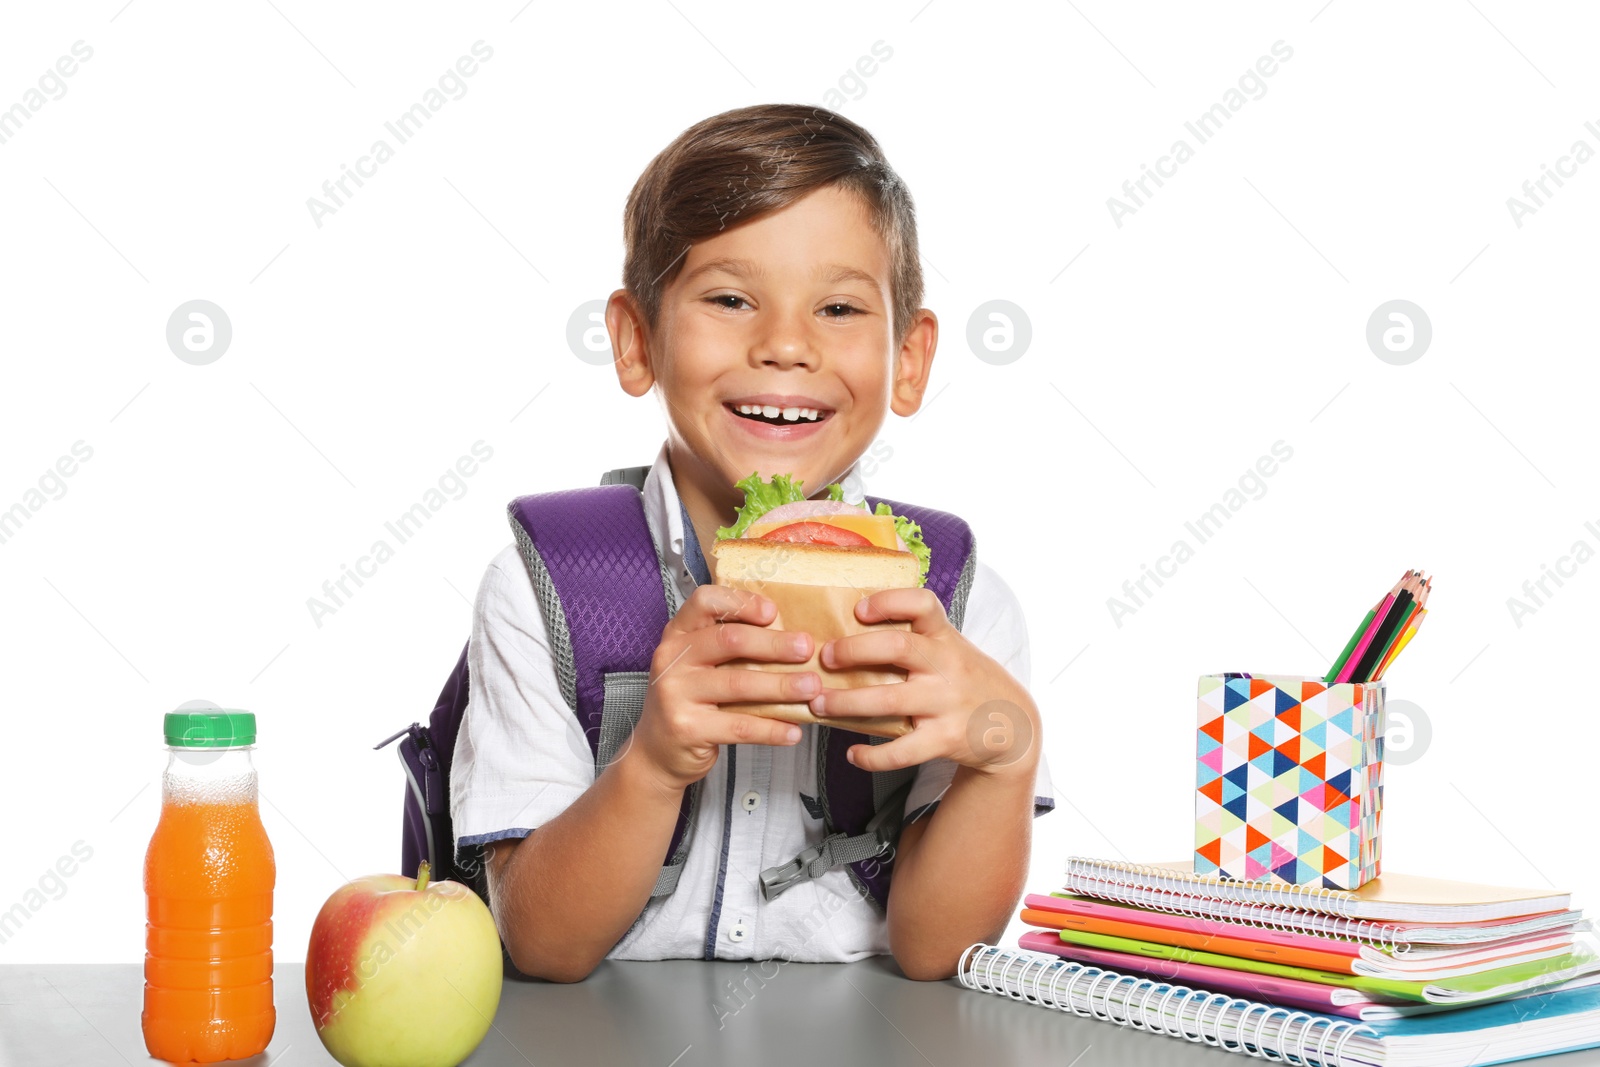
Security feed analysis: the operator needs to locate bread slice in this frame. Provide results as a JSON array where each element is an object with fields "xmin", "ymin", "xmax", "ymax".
[{"xmin": 710, "ymin": 537, "xmax": 921, "ymax": 589}]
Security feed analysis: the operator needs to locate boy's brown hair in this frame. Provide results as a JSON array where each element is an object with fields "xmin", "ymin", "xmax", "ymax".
[{"xmin": 622, "ymin": 103, "xmax": 923, "ymax": 348}]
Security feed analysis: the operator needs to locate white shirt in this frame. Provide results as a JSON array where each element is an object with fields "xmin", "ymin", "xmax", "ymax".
[{"xmin": 450, "ymin": 441, "xmax": 1055, "ymax": 962}]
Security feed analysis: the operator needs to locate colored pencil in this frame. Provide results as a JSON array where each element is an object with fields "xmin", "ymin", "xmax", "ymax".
[
  {"xmin": 1324, "ymin": 600, "xmax": 1380, "ymax": 685},
  {"xmin": 1371, "ymin": 605, "xmax": 1420, "ymax": 678},
  {"xmin": 1350, "ymin": 585, "xmax": 1414, "ymax": 682},
  {"xmin": 1356, "ymin": 573, "xmax": 1424, "ymax": 682},
  {"xmin": 1325, "ymin": 570, "xmax": 1432, "ymax": 684},
  {"xmin": 1335, "ymin": 572, "xmax": 1408, "ymax": 684},
  {"xmin": 1375, "ymin": 608, "xmax": 1426, "ymax": 681},
  {"xmin": 1384, "ymin": 578, "xmax": 1430, "ymax": 679},
  {"xmin": 1376, "ymin": 585, "xmax": 1427, "ymax": 684},
  {"xmin": 1353, "ymin": 570, "xmax": 1427, "ymax": 681}
]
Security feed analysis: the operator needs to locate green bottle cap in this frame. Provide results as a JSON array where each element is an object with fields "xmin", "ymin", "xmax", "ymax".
[{"xmin": 164, "ymin": 700, "xmax": 256, "ymax": 747}]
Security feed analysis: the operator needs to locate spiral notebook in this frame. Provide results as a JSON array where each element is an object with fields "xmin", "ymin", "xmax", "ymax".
[
  {"xmin": 1016, "ymin": 931, "xmax": 1600, "ymax": 1022},
  {"xmin": 959, "ymin": 943, "xmax": 1600, "ymax": 1066},
  {"xmin": 1022, "ymin": 895, "xmax": 1580, "ymax": 978},
  {"xmin": 1066, "ymin": 857, "xmax": 1571, "ymax": 924}
]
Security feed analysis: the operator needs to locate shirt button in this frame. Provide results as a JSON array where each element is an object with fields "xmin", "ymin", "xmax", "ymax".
[
  {"xmin": 741, "ymin": 790, "xmax": 761, "ymax": 812},
  {"xmin": 728, "ymin": 920, "xmax": 748, "ymax": 943}
]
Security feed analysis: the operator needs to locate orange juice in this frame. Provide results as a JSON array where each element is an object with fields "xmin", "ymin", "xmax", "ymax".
[{"xmin": 143, "ymin": 707, "xmax": 275, "ymax": 1062}]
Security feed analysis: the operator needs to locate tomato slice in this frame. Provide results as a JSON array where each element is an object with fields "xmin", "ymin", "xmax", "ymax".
[{"xmin": 756, "ymin": 521, "xmax": 872, "ymax": 547}]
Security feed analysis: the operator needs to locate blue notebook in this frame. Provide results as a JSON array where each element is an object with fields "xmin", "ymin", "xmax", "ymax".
[
  {"xmin": 1361, "ymin": 983, "xmax": 1600, "ymax": 1063},
  {"xmin": 959, "ymin": 943, "xmax": 1600, "ymax": 1066}
]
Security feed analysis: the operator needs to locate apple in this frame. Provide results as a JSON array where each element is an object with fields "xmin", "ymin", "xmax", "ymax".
[{"xmin": 306, "ymin": 861, "xmax": 503, "ymax": 1067}]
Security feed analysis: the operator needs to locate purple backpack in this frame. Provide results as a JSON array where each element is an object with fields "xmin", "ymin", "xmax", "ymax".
[{"xmin": 376, "ymin": 464, "xmax": 977, "ymax": 914}]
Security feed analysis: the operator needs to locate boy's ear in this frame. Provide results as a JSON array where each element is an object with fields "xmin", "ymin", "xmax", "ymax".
[
  {"xmin": 608, "ymin": 289, "xmax": 655, "ymax": 397},
  {"xmin": 889, "ymin": 308, "xmax": 938, "ymax": 418}
]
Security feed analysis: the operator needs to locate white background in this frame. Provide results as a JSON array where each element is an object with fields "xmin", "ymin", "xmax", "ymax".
[{"xmin": 2, "ymin": 0, "xmax": 1597, "ymax": 967}]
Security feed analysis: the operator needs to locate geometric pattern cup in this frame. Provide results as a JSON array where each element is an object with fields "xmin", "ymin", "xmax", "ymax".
[{"xmin": 1197, "ymin": 673, "xmax": 1385, "ymax": 890}]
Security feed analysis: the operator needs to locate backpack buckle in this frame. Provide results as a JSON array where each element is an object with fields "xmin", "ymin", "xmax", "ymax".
[
  {"xmin": 759, "ymin": 843, "xmax": 826, "ymax": 901},
  {"xmin": 373, "ymin": 723, "xmax": 413, "ymax": 750}
]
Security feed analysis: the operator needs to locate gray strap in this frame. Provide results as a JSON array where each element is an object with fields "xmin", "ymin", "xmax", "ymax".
[
  {"xmin": 948, "ymin": 532, "xmax": 977, "ymax": 631},
  {"xmin": 600, "ymin": 669, "xmax": 698, "ymax": 898},
  {"xmin": 652, "ymin": 778, "xmax": 700, "ymax": 898},
  {"xmin": 758, "ymin": 777, "xmax": 914, "ymax": 901},
  {"xmin": 646, "ymin": 863, "xmax": 678, "ymax": 895},
  {"xmin": 600, "ymin": 465, "xmax": 651, "ymax": 490},
  {"xmin": 652, "ymin": 846, "xmax": 688, "ymax": 896},
  {"xmin": 598, "ymin": 671, "xmax": 650, "ymax": 771},
  {"xmin": 511, "ymin": 516, "xmax": 579, "ymax": 716}
]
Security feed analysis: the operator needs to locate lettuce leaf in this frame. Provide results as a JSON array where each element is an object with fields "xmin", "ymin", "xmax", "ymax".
[
  {"xmin": 716, "ymin": 472, "xmax": 932, "ymax": 587},
  {"xmin": 877, "ymin": 503, "xmax": 932, "ymax": 586},
  {"xmin": 715, "ymin": 471, "xmax": 809, "ymax": 540}
]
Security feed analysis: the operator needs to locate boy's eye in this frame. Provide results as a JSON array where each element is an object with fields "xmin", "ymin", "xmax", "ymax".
[{"xmin": 705, "ymin": 296, "xmax": 862, "ymax": 318}]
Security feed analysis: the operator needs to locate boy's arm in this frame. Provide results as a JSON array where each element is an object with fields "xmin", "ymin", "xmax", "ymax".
[
  {"xmin": 884, "ymin": 754, "xmax": 1038, "ymax": 981},
  {"xmin": 482, "ymin": 583, "xmax": 817, "ymax": 982},
  {"xmin": 802, "ymin": 567, "xmax": 1046, "ymax": 982},
  {"xmin": 484, "ymin": 745, "xmax": 687, "ymax": 983}
]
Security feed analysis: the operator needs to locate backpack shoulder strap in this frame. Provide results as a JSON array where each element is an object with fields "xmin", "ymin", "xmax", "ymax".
[
  {"xmin": 382, "ymin": 466, "xmax": 694, "ymax": 913},
  {"xmin": 507, "ymin": 483, "xmax": 673, "ymax": 732},
  {"xmin": 507, "ymin": 473, "xmax": 699, "ymax": 896},
  {"xmin": 867, "ymin": 496, "xmax": 978, "ymax": 630},
  {"xmin": 761, "ymin": 498, "xmax": 978, "ymax": 909}
]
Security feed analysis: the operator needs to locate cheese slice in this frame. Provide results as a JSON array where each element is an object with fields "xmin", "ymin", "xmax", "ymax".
[{"xmin": 744, "ymin": 512, "xmax": 900, "ymax": 549}]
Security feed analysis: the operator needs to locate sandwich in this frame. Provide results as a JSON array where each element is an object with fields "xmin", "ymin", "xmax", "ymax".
[
  {"xmin": 709, "ymin": 472, "xmax": 931, "ymax": 738},
  {"xmin": 710, "ymin": 471, "xmax": 931, "ymax": 588}
]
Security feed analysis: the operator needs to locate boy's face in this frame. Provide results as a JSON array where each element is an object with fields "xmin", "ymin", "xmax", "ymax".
[{"xmin": 610, "ymin": 184, "xmax": 935, "ymax": 510}]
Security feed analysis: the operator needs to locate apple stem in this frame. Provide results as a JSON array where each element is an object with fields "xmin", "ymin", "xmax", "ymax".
[{"xmin": 416, "ymin": 860, "xmax": 431, "ymax": 892}]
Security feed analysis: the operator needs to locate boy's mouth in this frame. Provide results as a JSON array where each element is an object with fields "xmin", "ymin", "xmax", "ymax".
[
  {"xmin": 722, "ymin": 398, "xmax": 835, "ymax": 442},
  {"xmin": 723, "ymin": 401, "xmax": 834, "ymax": 427}
]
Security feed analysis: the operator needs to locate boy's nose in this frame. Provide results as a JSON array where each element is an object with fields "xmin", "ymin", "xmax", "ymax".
[{"xmin": 752, "ymin": 323, "xmax": 817, "ymax": 370}]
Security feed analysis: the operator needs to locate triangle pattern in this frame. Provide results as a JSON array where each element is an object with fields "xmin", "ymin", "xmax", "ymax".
[{"xmin": 1194, "ymin": 673, "xmax": 1383, "ymax": 892}]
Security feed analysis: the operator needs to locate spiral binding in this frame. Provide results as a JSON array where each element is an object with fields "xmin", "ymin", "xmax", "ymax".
[
  {"xmin": 1064, "ymin": 858, "xmax": 1414, "ymax": 957},
  {"xmin": 958, "ymin": 944, "xmax": 1375, "ymax": 1066}
]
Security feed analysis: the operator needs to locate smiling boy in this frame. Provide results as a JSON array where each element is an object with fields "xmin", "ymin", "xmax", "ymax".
[{"xmin": 451, "ymin": 104, "xmax": 1054, "ymax": 982}]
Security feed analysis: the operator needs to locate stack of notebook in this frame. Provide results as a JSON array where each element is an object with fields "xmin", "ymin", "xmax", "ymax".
[{"xmin": 959, "ymin": 857, "xmax": 1600, "ymax": 1065}]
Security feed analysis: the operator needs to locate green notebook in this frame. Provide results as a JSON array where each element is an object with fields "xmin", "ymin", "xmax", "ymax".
[{"xmin": 1050, "ymin": 928, "xmax": 1600, "ymax": 1004}]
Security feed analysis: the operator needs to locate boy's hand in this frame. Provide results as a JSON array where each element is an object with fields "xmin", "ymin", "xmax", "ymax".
[
  {"xmin": 629, "ymin": 585, "xmax": 817, "ymax": 794},
  {"xmin": 806, "ymin": 589, "xmax": 1040, "ymax": 779}
]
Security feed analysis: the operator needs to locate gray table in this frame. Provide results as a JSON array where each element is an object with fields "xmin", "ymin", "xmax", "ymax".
[{"xmin": 7, "ymin": 958, "xmax": 1600, "ymax": 1067}]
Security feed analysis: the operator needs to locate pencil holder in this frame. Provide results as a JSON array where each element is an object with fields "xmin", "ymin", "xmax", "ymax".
[{"xmin": 1195, "ymin": 673, "xmax": 1385, "ymax": 890}]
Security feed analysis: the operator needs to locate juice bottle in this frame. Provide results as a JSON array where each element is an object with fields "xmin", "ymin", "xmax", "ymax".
[{"xmin": 143, "ymin": 705, "xmax": 276, "ymax": 1062}]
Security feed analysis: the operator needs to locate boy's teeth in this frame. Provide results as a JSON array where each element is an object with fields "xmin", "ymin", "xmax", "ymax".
[{"xmin": 734, "ymin": 403, "xmax": 821, "ymax": 422}]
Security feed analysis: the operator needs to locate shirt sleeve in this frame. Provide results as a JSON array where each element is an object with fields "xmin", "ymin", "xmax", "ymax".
[
  {"xmin": 449, "ymin": 543, "xmax": 595, "ymax": 859},
  {"xmin": 902, "ymin": 558, "xmax": 1057, "ymax": 824}
]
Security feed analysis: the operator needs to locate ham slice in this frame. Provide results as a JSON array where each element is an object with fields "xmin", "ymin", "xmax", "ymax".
[{"xmin": 746, "ymin": 499, "xmax": 909, "ymax": 551}]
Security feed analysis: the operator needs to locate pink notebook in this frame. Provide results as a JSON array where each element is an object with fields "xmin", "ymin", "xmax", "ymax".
[{"xmin": 1016, "ymin": 930, "xmax": 1387, "ymax": 1019}]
